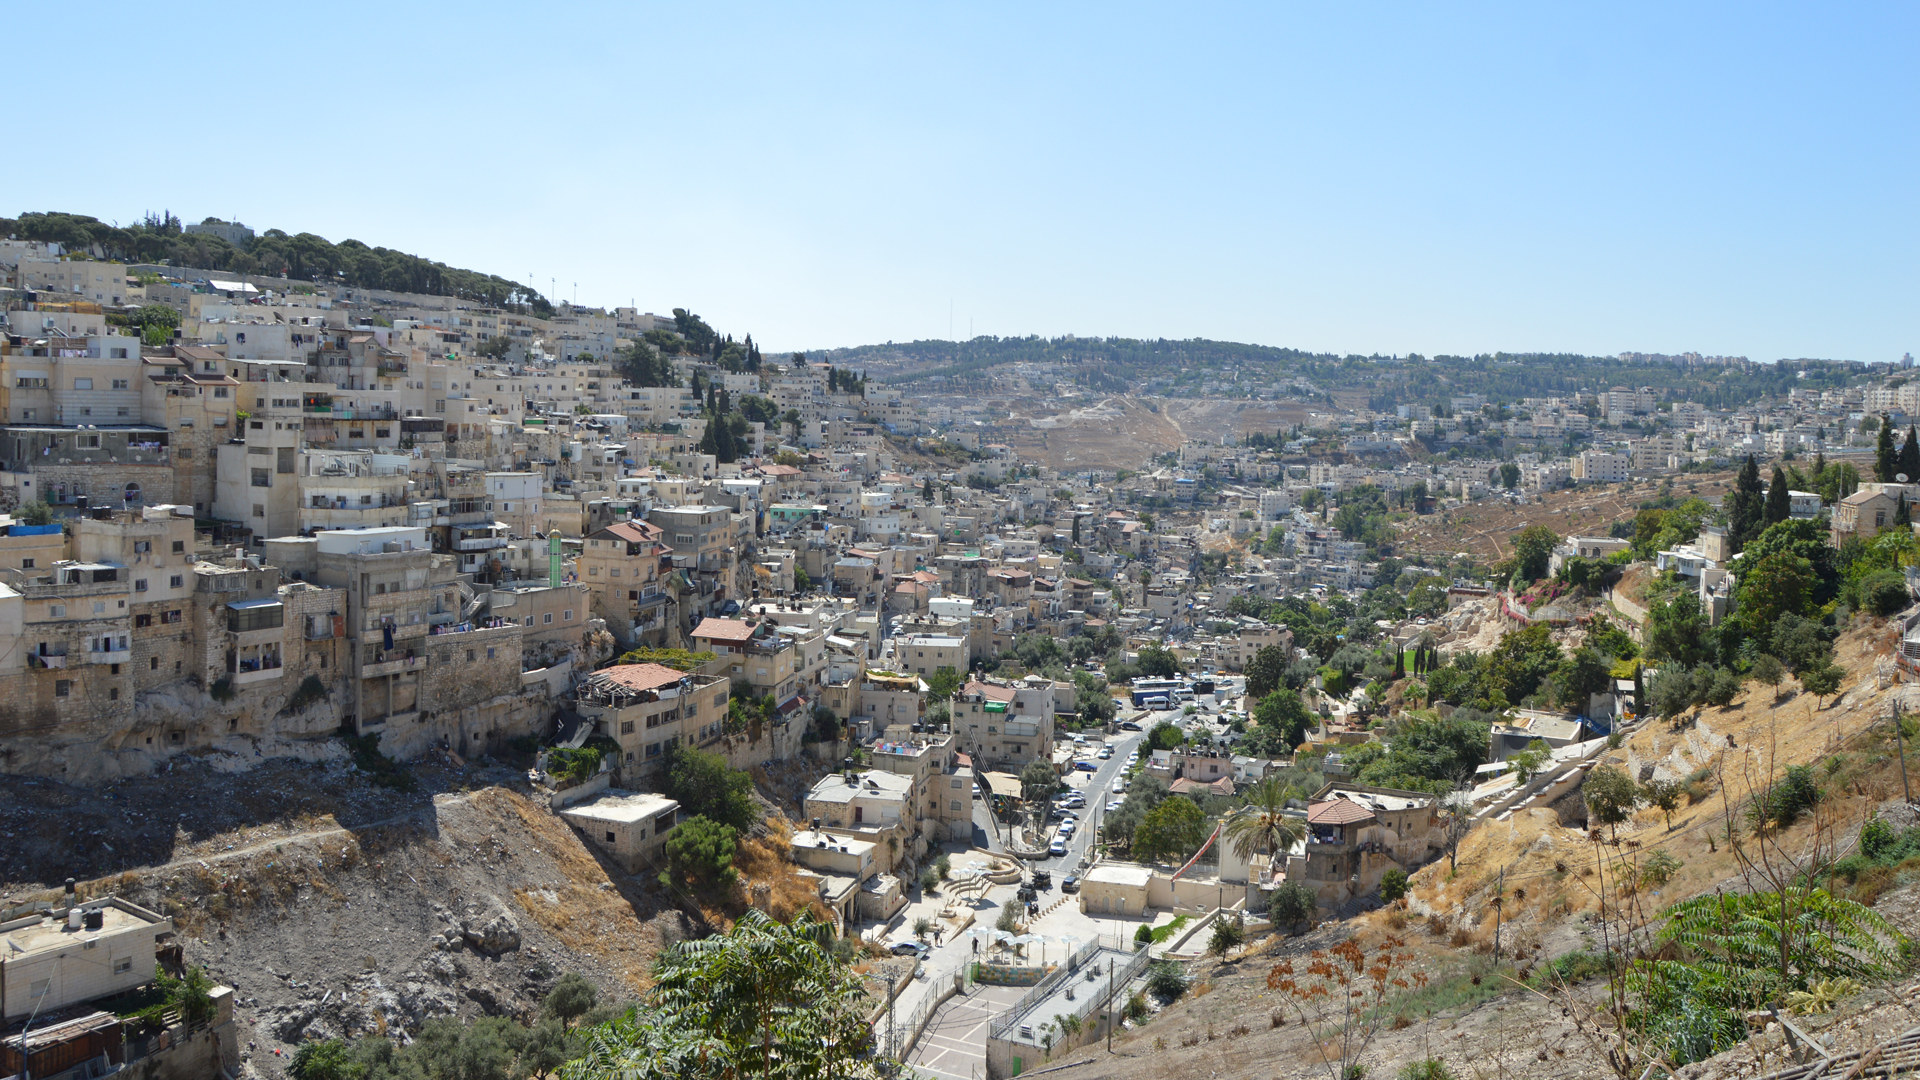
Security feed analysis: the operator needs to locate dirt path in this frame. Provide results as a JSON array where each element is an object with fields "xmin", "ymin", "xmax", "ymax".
[{"xmin": 154, "ymin": 798, "xmax": 461, "ymax": 876}]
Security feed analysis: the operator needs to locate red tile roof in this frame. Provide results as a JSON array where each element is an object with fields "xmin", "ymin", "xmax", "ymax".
[
  {"xmin": 593, "ymin": 663, "xmax": 690, "ymax": 693},
  {"xmin": 963, "ymin": 679, "xmax": 1017, "ymax": 702},
  {"xmin": 691, "ymin": 618, "xmax": 756, "ymax": 642},
  {"xmin": 1306, "ymin": 798, "xmax": 1377, "ymax": 825},
  {"xmin": 596, "ymin": 520, "xmax": 665, "ymax": 546}
]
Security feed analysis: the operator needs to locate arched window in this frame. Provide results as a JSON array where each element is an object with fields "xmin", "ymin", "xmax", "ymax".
[{"xmin": 123, "ymin": 482, "xmax": 142, "ymax": 505}]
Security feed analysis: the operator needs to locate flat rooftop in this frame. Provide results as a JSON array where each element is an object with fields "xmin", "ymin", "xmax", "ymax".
[
  {"xmin": 557, "ymin": 789, "xmax": 678, "ymax": 824},
  {"xmin": 1, "ymin": 900, "xmax": 167, "ymax": 957}
]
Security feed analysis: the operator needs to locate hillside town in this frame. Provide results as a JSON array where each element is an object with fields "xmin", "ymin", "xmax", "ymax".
[{"xmin": 3, "ymin": 239, "xmax": 1920, "ymax": 1080}]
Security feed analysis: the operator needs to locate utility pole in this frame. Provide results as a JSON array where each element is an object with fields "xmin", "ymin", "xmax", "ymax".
[
  {"xmin": 1896, "ymin": 701, "xmax": 1913, "ymax": 806},
  {"xmin": 1492, "ymin": 866, "xmax": 1505, "ymax": 964},
  {"xmin": 1107, "ymin": 956, "xmax": 1115, "ymax": 1053}
]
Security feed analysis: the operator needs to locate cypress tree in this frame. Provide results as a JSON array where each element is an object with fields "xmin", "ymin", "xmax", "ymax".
[
  {"xmin": 1900, "ymin": 426, "xmax": 1920, "ymax": 482},
  {"xmin": 1728, "ymin": 454, "xmax": 1765, "ymax": 552},
  {"xmin": 1898, "ymin": 493, "xmax": 1912, "ymax": 528},
  {"xmin": 1877, "ymin": 416, "xmax": 1897, "ymax": 482},
  {"xmin": 1764, "ymin": 464, "xmax": 1791, "ymax": 526}
]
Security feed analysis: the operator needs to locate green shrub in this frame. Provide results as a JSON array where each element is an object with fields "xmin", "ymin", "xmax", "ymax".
[
  {"xmin": 545, "ymin": 745, "xmax": 605, "ymax": 785},
  {"xmin": 1749, "ymin": 764, "xmax": 1821, "ymax": 831},
  {"xmin": 1398, "ymin": 1061, "xmax": 1457, "ymax": 1080},
  {"xmin": 209, "ymin": 677, "xmax": 235, "ymax": 703},
  {"xmin": 1145, "ymin": 961, "xmax": 1189, "ymax": 1002},
  {"xmin": 1206, "ymin": 917, "xmax": 1245, "ymax": 956},
  {"xmin": 1379, "ymin": 868, "xmax": 1409, "ymax": 904}
]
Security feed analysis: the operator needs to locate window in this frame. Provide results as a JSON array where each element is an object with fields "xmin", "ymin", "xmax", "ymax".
[
  {"xmin": 29, "ymin": 979, "xmax": 49, "ymax": 998},
  {"xmin": 214, "ymin": 388, "xmax": 228, "ymax": 398},
  {"xmin": 112, "ymin": 379, "xmax": 129, "ymax": 389},
  {"xmin": 646, "ymin": 742, "xmax": 661, "ymax": 758},
  {"xmin": 15, "ymin": 377, "xmax": 46, "ymax": 389},
  {"xmin": 487, "ymin": 648, "xmax": 496, "ymax": 659},
  {"xmin": 162, "ymin": 610, "xmax": 181, "ymax": 623},
  {"xmin": 136, "ymin": 613, "xmax": 153, "ymax": 628},
  {"xmin": 251, "ymin": 468, "xmax": 271, "ymax": 488},
  {"xmin": 150, "ymin": 657, "xmax": 159, "ymax": 670},
  {"xmin": 543, "ymin": 613, "xmax": 552, "ymax": 624},
  {"xmin": 605, "ymin": 831, "xmax": 616, "ymax": 843},
  {"xmin": 55, "ymin": 680, "xmax": 70, "ymax": 697},
  {"xmin": 135, "ymin": 579, "xmax": 148, "ymax": 592},
  {"xmin": 113, "ymin": 956, "xmax": 134, "ymax": 975},
  {"xmin": 21, "ymin": 558, "xmax": 32, "ymax": 569},
  {"xmin": 172, "ymin": 540, "xmax": 184, "ymax": 553},
  {"xmin": 253, "ymin": 504, "xmax": 265, "ymax": 518},
  {"xmin": 110, "ymin": 688, "xmax": 119, "ymax": 700},
  {"xmin": 563, "ymin": 610, "xmax": 573, "ymax": 621},
  {"xmin": 588, "ymin": 566, "xmax": 599, "ymax": 576},
  {"xmin": 74, "ymin": 378, "xmax": 93, "ymax": 390},
  {"xmin": 620, "ymin": 720, "xmax": 635, "ymax": 735},
  {"xmin": 171, "ymin": 575, "xmax": 183, "ymax": 588}
]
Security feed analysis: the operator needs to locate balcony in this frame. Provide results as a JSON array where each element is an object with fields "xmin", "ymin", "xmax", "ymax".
[
  {"xmin": 233, "ymin": 663, "xmax": 285, "ymax": 686},
  {"xmin": 361, "ymin": 621, "xmax": 429, "ymax": 645},
  {"xmin": 87, "ymin": 647, "xmax": 133, "ymax": 666},
  {"xmin": 454, "ymin": 534, "xmax": 509, "ymax": 551},
  {"xmin": 362, "ymin": 654, "xmax": 427, "ymax": 678}
]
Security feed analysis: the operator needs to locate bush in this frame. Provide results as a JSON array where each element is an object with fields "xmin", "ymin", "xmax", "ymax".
[
  {"xmin": 544, "ymin": 745, "xmax": 605, "ymax": 785},
  {"xmin": 920, "ymin": 867, "xmax": 941, "ymax": 894},
  {"xmin": 1399, "ymin": 1061, "xmax": 1458, "ymax": 1080},
  {"xmin": 1379, "ymin": 868, "xmax": 1409, "ymax": 904},
  {"xmin": 540, "ymin": 971, "xmax": 597, "ymax": 1027},
  {"xmin": 285, "ymin": 674, "xmax": 329, "ymax": 712},
  {"xmin": 1206, "ymin": 917, "xmax": 1245, "ymax": 957},
  {"xmin": 1748, "ymin": 764, "xmax": 1821, "ymax": 831},
  {"xmin": 1859, "ymin": 569, "xmax": 1911, "ymax": 616},
  {"xmin": 1272, "ymin": 880, "xmax": 1316, "ymax": 933},
  {"xmin": 1145, "ymin": 961, "xmax": 1189, "ymax": 1002},
  {"xmin": 1134, "ymin": 923, "xmax": 1154, "ymax": 949}
]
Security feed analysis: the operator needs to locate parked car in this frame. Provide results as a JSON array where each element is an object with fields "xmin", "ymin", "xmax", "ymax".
[
  {"xmin": 1059, "ymin": 820, "xmax": 1076, "ymax": 838},
  {"xmin": 1062, "ymin": 873, "xmax": 1081, "ymax": 893},
  {"xmin": 890, "ymin": 941, "xmax": 931, "ymax": 958},
  {"xmin": 1075, "ymin": 760, "xmax": 1099, "ymax": 772},
  {"xmin": 1049, "ymin": 839, "xmax": 1068, "ymax": 857},
  {"xmin": 1098, "ymin": 747, "xmax": 1113, "ymax": 759},
  {"xmin": 1118, "ymin": 721, "xmax": 1143, "ymax": 732},
  {"xmin": 1106, "ymin": 800, "xmax": 1124, "ymax": 812},
  {"xmin": 1032, "ymin": 869, "xmax": 1052, "ymax": 889},
  {"xmin": 1112, "ymin": 778, "xmax": 1126, "ymax": 793},
  {"xmin": 1016, "ymin": 884, "xmax": 1036, "ymax": 902}
]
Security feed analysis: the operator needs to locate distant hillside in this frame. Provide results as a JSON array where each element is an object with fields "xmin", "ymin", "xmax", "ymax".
[
  {"xmin": 2, "ymin": 209, "xmax": 551, "ymax": 314},
  {"xmin": 820, "ymin": 334, "xmax": 1854, "ymax": 411}
]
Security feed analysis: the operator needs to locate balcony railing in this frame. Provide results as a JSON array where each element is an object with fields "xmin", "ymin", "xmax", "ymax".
[
  {"xmin": 362, "ymin": 654, "xmax": 426, "ymax": 678},
  {"xmin": 454, "ymin": 535, "xmax": 509, "ymax": 551}
]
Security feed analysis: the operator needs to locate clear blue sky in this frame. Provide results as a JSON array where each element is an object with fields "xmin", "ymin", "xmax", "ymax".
[{"xmin": 17, "ymin": 3, "xmax": 1915, "ymax": 362}]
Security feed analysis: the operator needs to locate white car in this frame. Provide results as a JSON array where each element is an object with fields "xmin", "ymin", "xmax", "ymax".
[
  {"xmin": 1112, "ymin": 778, "xmax": 1126, "ymax": 794},
  {"xmin": 1049, "ymin": 839, "xmax": 1068, "ymax": 857},
  {"xmin": 1058, "ymin": 820, "xmax": 1076, "ymax": 837},
  {"xmin": 1106, "ymin": 799, "xmax": 1124, "ymax": 812},
  {"xmin": 1098, "ymin": 747, "xmax": 1113, "ymax": 759}
]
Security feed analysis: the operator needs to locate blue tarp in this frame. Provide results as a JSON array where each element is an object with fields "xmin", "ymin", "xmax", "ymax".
[{"xmin": 8, "ymin": 524, "xmax": 61, "ymax": 536}]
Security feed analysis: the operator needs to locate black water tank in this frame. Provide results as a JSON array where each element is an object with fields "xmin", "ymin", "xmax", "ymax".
[{"xmin": 83, "ymin": 908, "xmax": 104, "ymax": 931}]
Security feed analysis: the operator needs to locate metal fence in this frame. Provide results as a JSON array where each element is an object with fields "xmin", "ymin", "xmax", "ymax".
[{"xmin": 986, "ymin": 938, "xmax": 1106, "ymax": 1040}]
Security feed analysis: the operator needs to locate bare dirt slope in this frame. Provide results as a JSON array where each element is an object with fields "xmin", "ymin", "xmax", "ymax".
[
  {"xmin": 4, "ymin": 759, "xmax": 703, "ymax": 1063},
  {"xmin": 1005, "ymin": 397, "xmax": 1188, "ymax": 471},
  {"xmin": 1398, "ymin": 473, "xmax": 1738, "ymax": 561}
]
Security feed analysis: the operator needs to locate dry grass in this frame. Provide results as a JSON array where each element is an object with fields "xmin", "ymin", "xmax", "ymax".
[{"xmin": 733, "ymin": 832, "xmax": 831, "ymax": 924}]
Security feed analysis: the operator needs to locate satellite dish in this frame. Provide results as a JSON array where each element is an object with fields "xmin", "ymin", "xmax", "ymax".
[{"xmin": 1901, "ymin": 474, "xmax": 1910, "ymax": 483}]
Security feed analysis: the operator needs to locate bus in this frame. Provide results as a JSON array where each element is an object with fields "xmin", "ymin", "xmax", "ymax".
[{"xmin": 1130, "ymin": 679, "xmax": 1184, "ymax": 709}]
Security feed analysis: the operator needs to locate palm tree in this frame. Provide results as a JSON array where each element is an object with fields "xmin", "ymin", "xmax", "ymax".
[{"xmin": 1222, "ymin": 778, "xmax": 1306, "ymax": 865}]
